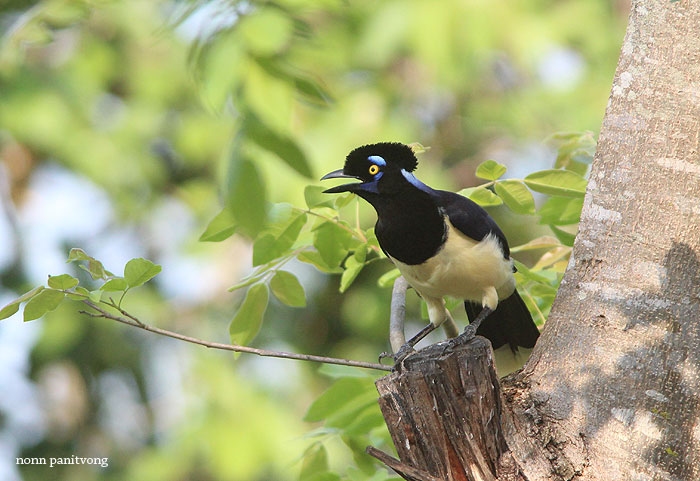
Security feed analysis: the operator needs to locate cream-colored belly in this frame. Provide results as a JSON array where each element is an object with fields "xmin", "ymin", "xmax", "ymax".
[{"xmin": 390, "ymin": 222, "xmax": 515, "ymax": 305}]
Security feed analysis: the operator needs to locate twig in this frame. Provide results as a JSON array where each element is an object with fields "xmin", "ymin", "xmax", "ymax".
[
  {"xmin": 366, "ymin": 446, "xmax": 442, "ymax": 481},
  {"xmin": 81, "ymin": 300, "xmax": 392, "ymax": 372}
]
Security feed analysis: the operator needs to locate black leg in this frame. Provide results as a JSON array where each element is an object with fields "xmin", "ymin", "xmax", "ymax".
[{"xmin": 462, "ymin": 306, "xmax": 493, "ymax": 339}]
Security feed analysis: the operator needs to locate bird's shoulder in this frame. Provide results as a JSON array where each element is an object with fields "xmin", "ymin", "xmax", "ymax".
[{"xmin": 431, "ymin": 189, "xmax": 510, "ymax": 259}]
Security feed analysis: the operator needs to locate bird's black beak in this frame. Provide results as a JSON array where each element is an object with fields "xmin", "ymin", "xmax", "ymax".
[{"xmin": 320, "ymin": 169, "xmax": 361, "ymax": 193}]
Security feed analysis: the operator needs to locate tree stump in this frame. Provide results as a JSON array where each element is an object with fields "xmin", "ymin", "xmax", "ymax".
[{"xmin": 368, "ymin": 338, "xmax": 524, "ymax": 481}]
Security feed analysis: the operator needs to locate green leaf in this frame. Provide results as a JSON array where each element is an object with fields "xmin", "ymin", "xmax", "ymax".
[
  {"xmin": 199, "ymin": 207, "xmax": 236, "ymax": 242},
  {"xmin": 494, "ymin": 180, "xmax": 535, "ymax": 215},
  {"xmin": 47, "ymin": 274, "xmax": 79, "ymax": 290},
  {"xmin": 300, "ymin": 445, "xmax": 331, "ymax": 481},
  {"xmin": 538, "ymin": 197, "xmax": 584, "ymax": 225},
  {"xmin": 270, "ymin": 270, "xmax": 306, "ymax": 307},
  {"xmin": 461, "ymin": 186, "xmax": 503, "ymax": 207},
  {"xmin": 244, "ymin": 61, "xmax": 293, "ymax": 131},
  {"xmin": 550, "ymin": 131, "xmax": 596, "ymax": 172},
  {"xmin": 304, "ymin": 185, "xmax": 335, "ymax": 209},
  {"xmin": 313, "ymin": 221, "xmax": 355, "ymax": 269},
  {"xmin": 304, "ymin": 377, "xmax": 376, "ymax": 423},
  {"xmin": 252, "ymin": 212, "xmax": 307, "ymax": 266},
  {"xmin": 475, "ymin": 159, "xmax": 507, "ymax": 181},
  {"xmin": 229, "ymin": 284, "xmax": 269, "ymax": 347},
  {"xmin": 333, "ymin": 193, "xmax": 355, "ymax": 209},
  {"xmin": 277, "ymin": 212, "xmax": 307, "ymax": 249},
  {"xmin": 297, "ymin": 250, "xmax": 343, "ymax": 274},
  {"xmin": 377, "ymin": 268, "xmax": 401, "ymax": 288},
  {"xmin": 238, "ymin": 7, "xmax": 294, "ymax": 56},
  {"xmin": 65, "ymin": 286, "xmax": 92, "ymax": 301},
  {"xmin": 549, "ymin": 225, "xmax": 578, "ymax": 247},
  {"xmin": 101, "ymin": 277, "xmax": 129, "ymax": 292},
  {"xmin": 24, "ymin": 288, "xmax": 65, "ymax": 322},
  {"xmin": 252, "ymin": 234, "xmax": 279, "ymax": 267},
  {"xmin": 510, "ymin": 236, "xmax": 563, "ymax": 253},
  {"xmin": 226, "ymin": 153, "xmax": 268, "ymax": 238},
  {"xmin": 0, "ymin": 286, "xmax": 44, "ymax": 320},
  {"xmin": 246, "ymin": 115, "xmax": 313, "ymax": 178},
  {"xmin": 524, "ymin": 169, "xmax": 587, "ymax": 198},
  {"xmin": 124, "ymin": 258, "xmax": 162, "ymax": 288},
  {"xmin": 340, "ymin": 248, "xmax": 366, "ymax": 293},
  {"xmin": 67, "ymin": 248, "xmax": 113, "ymax": 280}
]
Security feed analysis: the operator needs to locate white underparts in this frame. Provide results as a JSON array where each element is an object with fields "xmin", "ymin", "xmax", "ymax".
[{"xmin": 390, "ymin": 218, "xmax": 515, "ymax": 328}]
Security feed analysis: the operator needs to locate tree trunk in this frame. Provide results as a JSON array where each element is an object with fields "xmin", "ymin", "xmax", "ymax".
[
  {"xmin": 506, "ymin": 0, "xmax": 700, "ymax": 479},
  {"xmin": 372, "ymin": 1, "xmax": 700, "ymax": 479}
]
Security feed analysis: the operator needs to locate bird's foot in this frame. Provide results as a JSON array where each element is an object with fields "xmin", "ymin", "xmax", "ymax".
[
  {"xmin": 441, "ymin": 324, "xmax": 479, "ymax": 354},
  {"xmin": 393, "ymin": 343, "xmax": 416, "ymax": 364}
]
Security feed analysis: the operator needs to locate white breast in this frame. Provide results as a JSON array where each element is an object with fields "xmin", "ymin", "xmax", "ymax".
[{"xmin": 390, "ymin": 219, "xmax": 515, "ymax": 305}]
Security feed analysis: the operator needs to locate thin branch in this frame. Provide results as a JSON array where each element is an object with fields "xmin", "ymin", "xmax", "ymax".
[{"xmin": 81, "ymin": 300, "xmax": 392, "ymax": 372}]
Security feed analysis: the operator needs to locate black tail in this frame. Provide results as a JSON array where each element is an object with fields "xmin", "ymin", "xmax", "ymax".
[{"xmin": 465, "ymin": 290, "xmax": 540, "ymax": 352}]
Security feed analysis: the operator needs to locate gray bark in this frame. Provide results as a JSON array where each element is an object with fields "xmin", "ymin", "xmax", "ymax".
[{"xmin": 505, "ymin": 1, "xmax": 700, "ymax": 479}]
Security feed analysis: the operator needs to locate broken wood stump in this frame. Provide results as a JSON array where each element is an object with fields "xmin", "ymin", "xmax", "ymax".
[{"xmin": 368, "ymin": 338, "xmax": 525, "ymax": 481}]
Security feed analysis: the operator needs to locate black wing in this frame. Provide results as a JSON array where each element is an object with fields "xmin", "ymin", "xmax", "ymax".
[{"xmin": 434, "ymin": 190, "xmax": 510, "ymax": 259}]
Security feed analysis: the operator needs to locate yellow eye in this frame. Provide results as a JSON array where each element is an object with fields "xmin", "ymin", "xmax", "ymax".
[{"xmin": 368, "ymin": 164, "xmax": 380, "ymax": 175}]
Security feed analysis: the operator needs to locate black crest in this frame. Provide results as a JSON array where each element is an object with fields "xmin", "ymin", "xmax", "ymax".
[{"xmin": 346, "ymin": 142, "xmax": 419, "ymax": 173}]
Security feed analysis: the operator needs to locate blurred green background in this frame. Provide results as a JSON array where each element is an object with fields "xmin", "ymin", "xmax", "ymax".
[{"xmin": 0, "ymin": 0, "xmax": 626, "ymax": 480}]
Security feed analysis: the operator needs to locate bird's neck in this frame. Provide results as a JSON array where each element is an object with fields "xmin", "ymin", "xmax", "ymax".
[{"xmin": 365, "ymin": 188, "xmax": 446, "ymax": 265}]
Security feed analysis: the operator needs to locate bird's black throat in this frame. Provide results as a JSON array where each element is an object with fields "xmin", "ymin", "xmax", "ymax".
[{"xmin": 359, "ymin": 187, "xmax": 447, "ymax": 265}]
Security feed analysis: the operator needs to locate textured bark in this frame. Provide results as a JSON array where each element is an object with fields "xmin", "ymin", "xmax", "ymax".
[
  {"xmin": 372, "ymin": 338, "xmax": 524, "ymax": 481},
  {"xmin": 504, "ymin": 0, "xmax": 700, "ymax": 479}
]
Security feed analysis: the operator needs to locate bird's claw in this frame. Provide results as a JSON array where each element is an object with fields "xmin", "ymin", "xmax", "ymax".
[
  {"xmin": 393, "ymin": 344, "xmax": 416, "ymax": 364},
  {"xmin": 458, "ymin": 323, "xmax": 478, "ymax": 343},
  {"xmin": 441, "ymin": 324, "xmax": 479, "ymax": 354},
  {"xmin": 378, "ymin": 351, "xmax": 393, "ymax": 363}
]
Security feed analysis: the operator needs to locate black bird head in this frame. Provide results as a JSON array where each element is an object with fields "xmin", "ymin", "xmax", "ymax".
[{"xmin": 321, "ymin": 142, "xmax": 421, "ymax": 197}]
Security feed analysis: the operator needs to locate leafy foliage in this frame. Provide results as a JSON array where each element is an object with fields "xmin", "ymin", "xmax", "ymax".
[{"xmin": 0, "ymin": 0, "xmax": 621, "ymax": 479}]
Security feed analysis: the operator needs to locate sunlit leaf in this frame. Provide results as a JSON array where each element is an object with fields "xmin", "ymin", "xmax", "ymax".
[
  {"xmin": 270, "ymin": 270, "xmax": 306, "ymax": 307},
  {"xmin": 0, "ymin": 286, "xmax": 44, "ymax": 321},
  {"xmin": 246, "ymin": 115, "xmax": 313, "ymax": 178},
  {"xmin": 47, "ymin": 274, "xmax": 79, "ymax": 290},
  {"xmin": 229, "ymin": 284, "xmax": 269, "ymax": 347},
  {"xmin": 199, "ymin": 207, "xmax": 237, "ymax": 242},
  {"xmin": 244, "ymin": 61, "xmax": 293, "ymax": 130},
  {"xmin": 252, "ymin": 212, "xmax": 307, "ymax": 266},
  {"xmin": 304, "ymin": 185, "xmax": 335, "ymax": 209},
  {"xmin": 24, "ymin": 288, "xmax": 65, "ymax": 322},
  {"xmin": 67, "ymin": 248, "xmax": 113, "ymax": 280},
  {"xmin": 226, "ymin": 152, "xmax": 268, "ymax": 238},
  {"xmin": 494, "ymin": 180, "xmax": 535, "ymax": 214},
  {"xmin": 538, "ymin": 197, "xmax": 584, "ymax": 225},
  {"xmin": 124, "ymin": 258, "xmax": 162, "ymax": 288},
  {"xmin": 510, "ymin": 236, "xmax": 562, "ymax": 253},
  {"xmin": 297, "ymin": 250, "xmax": 343, "ymax": 274},
  {"xmin": 340, "ymin": 247, "xmax": 366, "ymax": 293},
  {"xmin": 475, "ymin": 159, "xmax": 507, "ymax": 181},
  {"xmin": 300, "ymin": 445, "xmax": 331, "ymax": 481},
  {"xmin": 304, "ymin": 377, "xmax": 377, "ymax": 423},
  {"xmin": 313, "ymin": 221, "xmax": 355, "ymax": 269},
  {"xmin": 550, "ymin": 225, "xmax": 578, "ymax": 247},
  {"xmin": 462, "ymin": 186, "xmax": 503, "ymax": 207},
  {"xmin": 524, "ymin": 169, "xmax": 587, "ymax": 197},
  {"xmin": 238, "ymin": 7, "xmax": 294, "ymax": 56},
  {"xmin": 101, "ymin": 277, "xmax": 128, "ymax": 292},
  {"xmin": 377, "ymin": 268, "xmax": 401, "ymax": 288}
]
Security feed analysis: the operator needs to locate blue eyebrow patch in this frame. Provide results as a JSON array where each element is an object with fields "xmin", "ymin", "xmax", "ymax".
[{"xmin": 368, "ymin": 155, "xmax": 386, "ymax": 166}]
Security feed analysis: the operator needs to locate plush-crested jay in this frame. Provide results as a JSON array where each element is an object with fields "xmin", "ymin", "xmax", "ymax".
[{"xmin": 322, "ymin": 142, "xmax": 540, "ymax": 358}]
